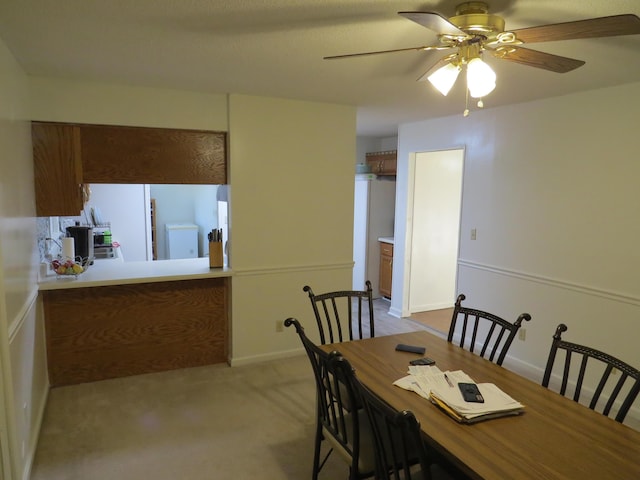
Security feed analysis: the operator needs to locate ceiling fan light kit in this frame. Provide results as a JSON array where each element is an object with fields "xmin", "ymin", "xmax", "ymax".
[
  {"xmin": 427, "ymin": 41, "xmax": 496, "ymax": 105},
  {"xmin": 466, "ymin": 57, "xmax": 496, "ymax": 98},
  {"xmin": 427, "ymin": 62, "xmax": 461, "ymax": 96},
  {"xmin": 324, "ymin": 2, "xmax": 640, "ymax": 116}
]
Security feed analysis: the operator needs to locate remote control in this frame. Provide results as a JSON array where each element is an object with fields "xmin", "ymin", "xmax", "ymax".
[{"xmin": 395, "ymin": 344, "xmax": 426, "ymax": 354}]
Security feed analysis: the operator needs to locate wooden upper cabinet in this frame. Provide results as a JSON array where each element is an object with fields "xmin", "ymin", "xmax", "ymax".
[
  {"xmin": 80, "ymin": 125, "xmax": 227, "ymax": 184},
  {"xmin": 32, "ymin": 122, "xmax": 85, "ymax": 217},
  {"xmin": 366, "ymin": 150, "xmax": 397, "ymax": 176}
]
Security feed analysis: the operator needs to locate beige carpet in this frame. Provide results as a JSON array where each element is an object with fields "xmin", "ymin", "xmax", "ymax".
[
  {"xmin": 30, "ymin": 355, "xmax": 348, "ymax": 480},
  {"xmin": 409, "ymin": 308, "xmax": 453, "ymax": 334},
  {"xmin": 30, "ymin": 310, "xmax": 433, "ymax": 480}
]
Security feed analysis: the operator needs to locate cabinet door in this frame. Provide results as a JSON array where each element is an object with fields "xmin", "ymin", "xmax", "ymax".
[
  {"xmin": 381, "ymin": 156, "xmax": 397, "ymax": 175},
  {"xmin": 80, "ymin": 125, "xmax": 227, "ymax": 184},
  {"xmin": 366, "ymin": 150, "xmax": 397, "ymax": 176},
  {"xmin": 379, "ymin": 243, "xmax": 393, "ymax": 298},
  {"xmin": 32, "ymin": 122, "xmax": 84, "ymax": 216}
]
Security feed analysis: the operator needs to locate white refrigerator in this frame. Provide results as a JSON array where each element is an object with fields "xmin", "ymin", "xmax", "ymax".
[{"xmin": 353, "ymin": 174, "xmax": 396, "ymax": 297}]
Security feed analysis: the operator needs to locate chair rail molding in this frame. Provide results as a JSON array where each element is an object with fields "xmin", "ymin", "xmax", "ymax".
[
  {"xmin": 458, "ymin": 259, "xmax": 640, "ymax": 307},
  {"xmin": 232, "ymin": 261, "xmax": 353, "ymax": 277}
]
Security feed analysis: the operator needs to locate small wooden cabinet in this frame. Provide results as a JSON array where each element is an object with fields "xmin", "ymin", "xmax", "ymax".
[
  {"xmin": 379, "ymin": 241, "xmax": 393, "ymax": 298},
  {"xmin": 366, "ymin": 150, "xmax": 397, "ymax": 176},
  {"xmin": 32, "ymin": 122, "xmax": 85, "ymax": 216}
]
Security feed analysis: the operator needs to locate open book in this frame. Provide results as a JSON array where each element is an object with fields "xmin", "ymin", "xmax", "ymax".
[{"xmin": 394, "ymin": 367, "xmax": 524, "ymax": 423}]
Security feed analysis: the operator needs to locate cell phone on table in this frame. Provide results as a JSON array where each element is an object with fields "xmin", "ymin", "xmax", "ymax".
[
  {"xmin": 458, "ymin": 382, "xmax": 484, "ymax": 403},
  {"xmin": 409, "ymin": 357, "xmax": 436, "ymax": 366}
]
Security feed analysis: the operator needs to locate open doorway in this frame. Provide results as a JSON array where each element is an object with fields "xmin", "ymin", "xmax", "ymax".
[{"xmin": 407, "ymin": 149, "xmax": 464, "ymax": 329}]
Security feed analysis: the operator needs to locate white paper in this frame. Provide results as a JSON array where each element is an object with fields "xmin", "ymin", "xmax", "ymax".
[
  {"xmin": 62, "ymin": 237, "xmax": 75, "ymax": 259},
  {"xmin": 430, "ymin": 382, "xmax": 524, "ymax": 418},
  {"xmin": 395, "ymin": 367, "xmax": 524, "ymax": 422}
]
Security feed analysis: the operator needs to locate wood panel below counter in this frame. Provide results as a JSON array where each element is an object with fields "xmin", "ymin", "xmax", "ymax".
[{"xmin": 43, "ymin": 277, "xmax": 228, "ymax": 387}]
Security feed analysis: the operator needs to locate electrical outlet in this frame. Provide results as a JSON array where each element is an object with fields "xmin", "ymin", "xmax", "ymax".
[
  {"xmin": 471, "ymin": 228, "xmax": 477, "ymax": 240},
  {"xmin": 518, "ymin": 328, "xmax": 526, "ymax": 341},
  {"xmin": 275, "ymin": 320, "xmax": 284, "ymax": 332}
]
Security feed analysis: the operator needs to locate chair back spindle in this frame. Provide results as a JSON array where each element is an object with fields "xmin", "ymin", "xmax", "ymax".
[
  {"xmin": 448, "ymin": 294, "xmax": 531, "ymax": 366},
  {"xmin": 542, "ymin": 323, "xmax": 640, "ymax": 423},
  {"xmin": 303, "ymin": 281, "xmax": 374, "ymax": 344}
]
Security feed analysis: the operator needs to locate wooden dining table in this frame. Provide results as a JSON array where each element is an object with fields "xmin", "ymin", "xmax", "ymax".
[{"xmin": 320, "ymin": 330, "xmax": 640, "ymax": 479}]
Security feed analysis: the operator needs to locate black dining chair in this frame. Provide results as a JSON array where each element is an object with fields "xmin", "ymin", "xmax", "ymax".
[
  {"xmin": 542, "ymin": 323, "xmax": 640, "ymax": 423},
  {"xmin": 284, "ymin": 318, "xmax": 376, "ymax": 480},
  {"xmin": 303, "ymin": 280, "xmax": 374, "ymax": 344},
  {"xmin": 329, "ymin": 354, "xmax": 458, "ymax": 480},
  {"xmin": 448, "ymin": 294, "xmax": 531, "ymax": 366}
]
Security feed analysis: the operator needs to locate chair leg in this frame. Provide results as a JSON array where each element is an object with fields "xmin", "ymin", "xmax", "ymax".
[
  {"xmin": 312, "ymin": 420, "xmax": 323, "ymax": 480},
  {"xmin": 313, "ymin": 423, "xmax": 336, "ymax": 479}
]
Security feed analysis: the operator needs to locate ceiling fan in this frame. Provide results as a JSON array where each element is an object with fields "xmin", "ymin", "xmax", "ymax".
[{"xmin": 325, "ymin": 2, "xmax": 640, "ymax": 115}]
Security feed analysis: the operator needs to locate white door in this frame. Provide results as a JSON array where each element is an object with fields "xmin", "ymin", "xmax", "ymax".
[{"xmin": 408, "ymin": 149, "xmax": 464, "ymax": 312}]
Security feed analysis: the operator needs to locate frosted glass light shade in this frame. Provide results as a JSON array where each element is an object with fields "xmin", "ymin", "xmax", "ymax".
[
  {"xmin": 467, "ymin": 58, "xmax": 496, "ymax": 98},
  {"xmin": 428, "ymin": 62, "xmax": 461, "ymax": 96}
]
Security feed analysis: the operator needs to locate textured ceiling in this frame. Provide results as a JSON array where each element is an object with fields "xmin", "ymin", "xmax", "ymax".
[{"xmin": 1, "ymin": 0, "xmax": 639, "ymax": 136}]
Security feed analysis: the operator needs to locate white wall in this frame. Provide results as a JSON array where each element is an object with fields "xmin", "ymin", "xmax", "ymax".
[
  {"xmin": 228, "ymin": 94, "xmax": 356, "ymax": 363},
  {"xmin": 86, "ymin": 184, "xmax": 149, "ymax": 261},
  {"xmin": 25, "ymin": 78, "xmax": 358, "ymax": 363},
  {"xmin": 355, "ymin": 135, "xmax": 398, "ymax": 166},
  {"xmin": 0, "ymin": 39, "xmax": 48, "ymax": 480},
  {"xmin": 394, "ymin": 83, "xmax": 640, "ymax": 427},
  {"xmin": 150, "ymin": 184, "xmax": 218, "ymax": 260},
  {"xmin": 28, "ymin": 77, "xmax": 228, "ymax": 131}
]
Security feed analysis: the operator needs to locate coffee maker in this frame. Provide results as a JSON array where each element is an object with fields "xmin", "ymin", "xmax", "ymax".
[{"xmin": 66, "ymin": 224, "xmax": 95, "ymax": 264}]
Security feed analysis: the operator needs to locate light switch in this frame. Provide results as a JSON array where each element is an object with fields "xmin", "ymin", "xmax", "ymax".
[{"xmin": 471, "ymin": 228, "xmax": 477, "ymax": 240}]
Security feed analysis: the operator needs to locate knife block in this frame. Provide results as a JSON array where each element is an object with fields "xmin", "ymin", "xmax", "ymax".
[{"xmin": 208, "ymin": 241, "xmax": 223, "ymax": 268}]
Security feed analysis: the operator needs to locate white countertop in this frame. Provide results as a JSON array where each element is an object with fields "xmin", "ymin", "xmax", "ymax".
[
  {"xmin": 378, "ymin": 236, "xmax": 394, "ymax": 244},
  {"xmin": 39, "ymin": 257, "xmax": 232, "ymax": 291}
]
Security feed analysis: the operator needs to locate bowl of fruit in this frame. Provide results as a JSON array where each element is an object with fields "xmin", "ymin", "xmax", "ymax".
[{"xmin": 51, "ymin": 257, "xmax": 89, "ymax": 277}]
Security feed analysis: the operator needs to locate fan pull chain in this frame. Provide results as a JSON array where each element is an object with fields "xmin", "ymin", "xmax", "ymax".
[{"xmin": 463, "ymin": 70, "xmax": 470, "ymax": 117}]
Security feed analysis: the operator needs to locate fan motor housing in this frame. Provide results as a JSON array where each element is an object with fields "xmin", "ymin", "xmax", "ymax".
[{"xmin": 450, "ymin": 2, "xmax": 505, "ymax": 35}]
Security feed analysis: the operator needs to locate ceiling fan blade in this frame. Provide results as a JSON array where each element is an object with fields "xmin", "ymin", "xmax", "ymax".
[
  {"xmin": 492, "ymin": 46, "xmax": 585, "ymax": 73},
  {"xmin": 398, "ymin": 11, "xmax": 468, "ymax": 36},
  {"xmin": 512, "ymin": 14, "xmax": 640, "ymax": 44},
  {"xmin": 324, "ymin": 44, "xmax": 449, "ymax": 60},
  {"xmin": 417, "ymin": 54, "xmax": 458, "ymax": 82}
]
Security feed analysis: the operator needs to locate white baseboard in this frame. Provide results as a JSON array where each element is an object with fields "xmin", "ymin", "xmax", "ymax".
[{"xmin": 230, "ymin": 347, "xmax": 304, "ymax": 367}]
